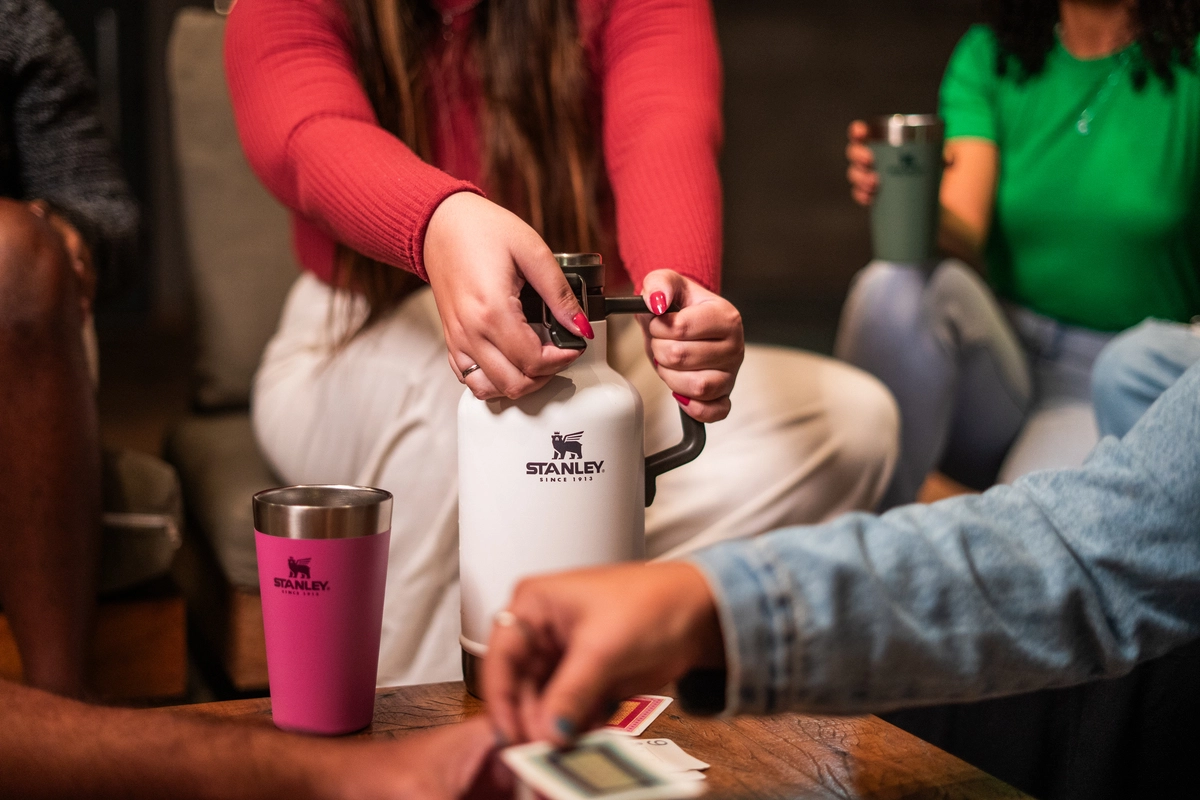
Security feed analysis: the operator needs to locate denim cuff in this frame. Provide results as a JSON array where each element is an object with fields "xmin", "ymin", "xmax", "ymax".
[{"xmin": 685, "ymin": 540, "xmax": 803, "ymax": 717}]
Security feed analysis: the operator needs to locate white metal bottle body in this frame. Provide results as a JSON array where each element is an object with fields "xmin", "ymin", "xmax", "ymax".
[{"xmin": 457, "ymin": 321, "xmax": 645, "ymax": 656}]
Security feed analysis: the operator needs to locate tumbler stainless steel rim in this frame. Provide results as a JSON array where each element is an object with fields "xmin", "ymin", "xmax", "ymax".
[
  {"xmin": 868, "ymin": 114, "xmax": 945, "ymax": 145},
  {"xmin": 253, "ymin": 485, "xmax": 392, "ymax": 539}
]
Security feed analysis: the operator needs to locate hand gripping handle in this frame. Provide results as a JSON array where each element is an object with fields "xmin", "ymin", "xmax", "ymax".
[{"xmin": 604, "ymin": 296, "xmax": 707, "ymax": 506}]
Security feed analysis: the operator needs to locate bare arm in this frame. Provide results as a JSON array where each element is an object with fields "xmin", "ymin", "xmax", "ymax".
[
  {"xmin": 938, "ymin": 138, "xmax": 997, "ymax": 268},
  {"xmin": 846, "ymin": 121, "xmax": 998, "ymax": 270},
  {"xmin": 0, "ymin": 679, "xmax": 499, "ymax": 800}
]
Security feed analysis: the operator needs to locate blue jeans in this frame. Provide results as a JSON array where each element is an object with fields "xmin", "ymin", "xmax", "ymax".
[
  {"xmin": 835, "ymin": 260, "xmax": 1112, "ymax": 508},
  {"xmin": 1091, "ymin": 318, "xmax": 1200, "ymax": 439}
]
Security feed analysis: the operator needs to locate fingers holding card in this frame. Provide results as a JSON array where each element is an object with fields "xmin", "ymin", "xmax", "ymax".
[{"xmin": 501, "ymin": 733, "xmax": 705, "ymax": 800}]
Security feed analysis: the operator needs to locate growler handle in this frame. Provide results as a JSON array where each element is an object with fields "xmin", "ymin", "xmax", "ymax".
[{"xmin": 604, "ymin": 296, "xmax": 706, "ymax": 506}]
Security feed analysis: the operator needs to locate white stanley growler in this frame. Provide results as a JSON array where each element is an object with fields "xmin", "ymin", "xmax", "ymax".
[{"xmin": 458, "ymin": 253, "xmax": 705, "ymax": 695}]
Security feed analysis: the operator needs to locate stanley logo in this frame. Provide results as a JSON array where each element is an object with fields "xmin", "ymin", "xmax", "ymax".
[
  {"xmin": 527, "ymin": 431, "xmax": 604, "ymax": 479},
  {"xmin": 274, "ymin": 556, "xmax": 331, "ymax": 594}
]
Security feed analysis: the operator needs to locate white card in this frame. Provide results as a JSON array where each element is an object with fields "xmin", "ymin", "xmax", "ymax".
[
  {"xmin": 502, "ymin": 731, "xmax": 706, "ymax": 800},
  {"xmin": 628, "ymin": 739, "xmax": 710, "ymax": 772}
]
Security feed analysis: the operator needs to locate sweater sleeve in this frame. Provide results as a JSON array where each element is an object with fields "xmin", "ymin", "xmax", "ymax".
[
  {"xmin": 223, "ymin": 0, "xmax": 481, "ymax": 280},
  {"xmin": 5, "ymin": 0, "xmax": 137, "ymax": 276},
  {"xmin": 600, "ymin": 0, "xmax": 723, "ymax": 292}
]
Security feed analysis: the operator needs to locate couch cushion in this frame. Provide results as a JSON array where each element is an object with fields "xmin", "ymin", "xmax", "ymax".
[
  {"xmin": 99, "ymin": 449, "xmax": 185, "ymax": 595},
  {"xmin": 167, "ymin": 9, "xmax": 297, "ymax": 409},
  {"xmin": 165, "ymin": 413, "xmax": 279, "ymax": 591}
]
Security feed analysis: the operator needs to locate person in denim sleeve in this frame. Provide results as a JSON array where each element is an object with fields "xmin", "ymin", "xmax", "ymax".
[{"xmin": 484, "ymin": 357, "xmax": 1200, "ymax": 740}]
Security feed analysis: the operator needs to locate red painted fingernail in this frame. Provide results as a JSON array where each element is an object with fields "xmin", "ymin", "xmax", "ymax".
[
  {"xmin": 672, "ymin": 392, "xmax": 691, "ymax": 406},
  {"xmin": 573, "ymin": 312, "xmax": 594, "ymax": 340},
  {"xmin": 650, "ymin": 292, "xmax": 668, "ymax": 316}
]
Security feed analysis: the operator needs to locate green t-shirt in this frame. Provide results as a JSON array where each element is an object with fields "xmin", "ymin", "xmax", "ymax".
[{"xmin": 939, "ymin": 25, "xmax": 1200, "ymax": 331}]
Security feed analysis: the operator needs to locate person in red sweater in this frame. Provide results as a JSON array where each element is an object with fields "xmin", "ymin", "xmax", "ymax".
[{"xmin": 225, "ymin": 0, "xmax": 899, "ymax": 686}]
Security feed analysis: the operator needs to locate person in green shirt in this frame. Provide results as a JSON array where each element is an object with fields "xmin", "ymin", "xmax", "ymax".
[{"xmin": 837, "ymin": 0, "xmax": 1200, "ymax": 508}]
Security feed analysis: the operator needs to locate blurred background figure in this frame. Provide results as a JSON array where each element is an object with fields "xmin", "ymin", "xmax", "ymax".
[
  {"xmin": 838, "ymin": 0, "xmax": 1200, "ymax": 508},
  {"xmin": 0, "ymin": 0, "xmax": 137, "ymax": 697}
]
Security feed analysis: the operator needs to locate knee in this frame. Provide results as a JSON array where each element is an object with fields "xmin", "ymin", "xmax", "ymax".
[
  {"xmin": 0, "ymin": 199, "xmax": 75, "ymax": 335},
  {"xmin": 1091, "ymin": 321, "xmax": 1169, "ymax": 437},
  {"xmin": 837, "ymin": 260, "xmax": 938, "ymax": 360},
  {"xmin": 825, "ymin": 366, "xmax": 901, "ymax": 479}
]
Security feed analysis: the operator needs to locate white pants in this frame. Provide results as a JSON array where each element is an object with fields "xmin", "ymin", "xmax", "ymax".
[{"xmin": 254, "ymin": 274, "xmax": 899, "ymax": 686}]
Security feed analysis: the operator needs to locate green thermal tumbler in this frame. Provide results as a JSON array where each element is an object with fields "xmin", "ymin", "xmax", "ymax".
[{"xmin": 867, "ymin": 114, "xmax": 945, "ymax": 265}]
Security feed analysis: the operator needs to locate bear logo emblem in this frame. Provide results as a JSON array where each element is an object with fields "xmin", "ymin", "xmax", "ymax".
[
  {"xmin": 551, "ymin": 431, "xmax": 584, "ymax": 459},
  {"xmin": 288, "ymin": 556, "xmax": 311, "ymax": 579}
]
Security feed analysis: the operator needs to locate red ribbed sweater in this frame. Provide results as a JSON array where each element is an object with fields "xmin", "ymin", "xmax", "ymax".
[{"xmin": 224, "ymin": 0, "xmax": 723, "ymax": 292}]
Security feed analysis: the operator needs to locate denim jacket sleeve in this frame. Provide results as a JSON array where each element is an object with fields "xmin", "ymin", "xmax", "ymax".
[{"xmin": 685, "ymin": 361, "xmax": 1200, "ymax": 717}]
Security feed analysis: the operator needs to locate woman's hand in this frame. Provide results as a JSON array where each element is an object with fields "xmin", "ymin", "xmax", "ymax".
[
  {"xmin": 424, "ymin": 192, "xmax": 592, "ymax": 400},
  {"xmin": 482, "ymin": 562, "xmax": 725, "ymax": 747},
  {"xmin": 640, "ymin": 271, "xmax": 743, "ymax": 423},
  {"xmin": 846, "ymin": 120, "xmax": 877, "ymax": 206}
]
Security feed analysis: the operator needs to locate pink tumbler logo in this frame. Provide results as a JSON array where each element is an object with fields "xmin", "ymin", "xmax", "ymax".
[{"xmin": 274, "ymin": 556, "xmax": 331, "ymax": 595}]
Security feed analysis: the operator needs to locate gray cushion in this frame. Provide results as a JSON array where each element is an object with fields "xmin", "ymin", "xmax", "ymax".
[
  {"xmin": 100, "ymin": 449, "xmax": 184, "ymax": 595},
  {"xmin": 167, "ymin": 9, "xmax": 297, "ymax": 409},
  {"xmin": 165, "ymin": 413, "xmax": 279, "ymax": 591}
]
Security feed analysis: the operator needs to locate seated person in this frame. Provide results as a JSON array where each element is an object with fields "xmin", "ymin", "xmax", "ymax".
[
  {"xmin": 0, "ymin": 0, "xmax": 137, "ymax": 696},
  {"xmin": 837, "ymin": 0, "xmax": 1200, "ymax": 507},
  {"xmin": 225, "ymin": 0, "xmax": 898, "ymax": 686},
  {"xmin": 483, "ymin": 357, "xmax": 1200, "ymax": 745},
  {"xmin": 0, "ymin": 676, "xmax": 503, "ymax": 799}
]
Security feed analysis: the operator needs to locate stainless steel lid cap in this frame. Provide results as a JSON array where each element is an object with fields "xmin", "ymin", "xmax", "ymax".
[
  {"xmin": 868, "ymin": 114, "xmax": 945, "ymax": 146},
  {"xmin": 253, "ymin": 485, "xmax": 393, "ymax": 539}
]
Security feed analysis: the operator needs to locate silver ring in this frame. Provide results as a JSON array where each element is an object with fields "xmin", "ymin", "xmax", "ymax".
[
  {"xmin": 461, "ymin": 364, "xmax": 482, "ymax": 379},
  {"xmin": 493, "ymin": 609, "xmax": 533, "ymax": 640}
]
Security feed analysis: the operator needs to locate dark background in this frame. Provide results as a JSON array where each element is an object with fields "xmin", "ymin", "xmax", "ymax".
[{"xmin": 49, "ymin": 0, "xmax": 982, "ymax": 351}]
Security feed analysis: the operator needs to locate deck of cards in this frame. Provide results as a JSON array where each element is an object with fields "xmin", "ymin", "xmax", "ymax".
[
  {"xmin": 604, "ymin": 695, "xmax": 673, "ymax": 736},
  {"xmin": 502, "ymin": 732, "xmax": 706, "ymax": 800}
]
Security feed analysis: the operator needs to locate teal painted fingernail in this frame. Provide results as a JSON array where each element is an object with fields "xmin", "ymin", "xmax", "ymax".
[{"xmin": 555, "ymin": 717, "xmax": 577, "ymax": 739}]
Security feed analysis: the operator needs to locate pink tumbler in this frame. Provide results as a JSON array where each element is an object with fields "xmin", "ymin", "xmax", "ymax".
[{"xmin": 254, "ymin": 485, "xmax": 392, "ymax": 735}]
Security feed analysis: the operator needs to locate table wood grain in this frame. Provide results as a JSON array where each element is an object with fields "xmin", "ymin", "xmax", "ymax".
[{"xmin": 172, "ymin": 682, "xmax": 1028, "ymax": 799}]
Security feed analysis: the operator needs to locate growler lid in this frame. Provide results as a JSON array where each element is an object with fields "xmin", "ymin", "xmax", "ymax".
[
  {"xmin": 553, "ymin": 253, "xmax": 605, "ymax": 290},
  {"xmin": 523, "ymin": 253, "xmax": 606, "ymax": 324}
]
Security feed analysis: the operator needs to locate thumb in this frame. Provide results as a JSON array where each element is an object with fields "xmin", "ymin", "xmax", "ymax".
[
  {"xmin": 515, "ymin": 239, "xmax": 593, "ymax": 340},
  {"xmin": 536, "ymin": 642, "xmax": 615, "ymax": 746},
  {"xmin": 640, "ymin": 269, "xmax": 689, "ymax": 316}
]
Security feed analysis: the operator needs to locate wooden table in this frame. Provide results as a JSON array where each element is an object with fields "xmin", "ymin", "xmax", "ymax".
[{"xmin": 177, "ymin": 682, "xmax": 1027, "ymax": 799}]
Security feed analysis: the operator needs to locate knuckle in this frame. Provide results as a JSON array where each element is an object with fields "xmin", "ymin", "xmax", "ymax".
[
  {"xmin": 550, "ymin": 282, "xmax": 578, "ymax": 309},
  {"xmin": 668, "ymin": 341, "xmax": 689, "ymax": 367}
]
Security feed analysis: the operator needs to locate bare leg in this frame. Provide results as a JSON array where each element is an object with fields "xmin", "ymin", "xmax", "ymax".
[{"xmin": 0, "ymin": 199, "xmax": 99, "ymax": 696}]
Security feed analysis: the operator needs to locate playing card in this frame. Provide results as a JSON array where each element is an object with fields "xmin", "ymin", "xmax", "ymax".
[
  {"xmin": 628, "ymin": 739, "xmax": 710, "ymax": 772},
  {"xmin": 604, "ymin": 695, "xmax": 673, "ymax": 736},
  {"xmin": 501, "ymin": 732, "xmax": 706, "ymax": 800}
]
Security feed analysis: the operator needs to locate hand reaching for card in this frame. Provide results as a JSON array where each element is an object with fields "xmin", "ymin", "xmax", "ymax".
[{"xmin": 482, "ymin": 562, "xmax": 726, "ymax": 747}]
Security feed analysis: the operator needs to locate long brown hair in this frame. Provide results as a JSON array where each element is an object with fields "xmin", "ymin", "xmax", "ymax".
[{"xmin": 338, "ymin": 0, "xmax": 607, "ymax": 329}]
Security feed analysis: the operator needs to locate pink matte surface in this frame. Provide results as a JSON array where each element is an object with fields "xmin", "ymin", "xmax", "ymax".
[{"xmin": 255, "ymin": 530, "xmax": 390, "ymax": 735}]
